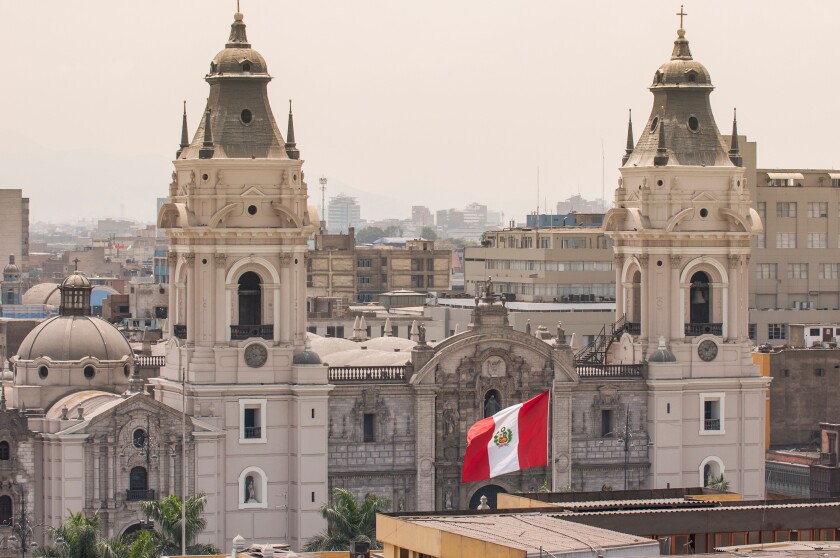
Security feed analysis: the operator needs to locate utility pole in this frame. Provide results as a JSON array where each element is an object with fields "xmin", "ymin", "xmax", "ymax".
[{"xmin": 319, "ymin": 176, "xmax": 328, "ymax": 233}]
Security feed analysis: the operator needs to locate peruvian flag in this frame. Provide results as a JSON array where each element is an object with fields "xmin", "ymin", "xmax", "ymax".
[{"xmin": 461, "ymin": 391, "xmax": 549, "ymax": 483}]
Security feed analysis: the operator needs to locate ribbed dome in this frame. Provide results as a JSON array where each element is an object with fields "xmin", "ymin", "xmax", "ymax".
[
  {"xmin": 3, "ymin": 255, "xmax": 20, "ymax": 275},
  {"xmin": 208, "ymin": 13, "xmax": 269, "ymax": 77},
  {"xmin": 60, "ymin": 272, "xmax": 91, "ymax": 289},
  {"xmin": 292, "ymin": 337, "xmax": 322, "ymax": 365},
  {"xmin": 651, "ymin": 29, "xmax": 712, "ymax": 88},
  {"xmin": 17, "ymin": 315, "xmax": 133, "ymax": 362}
]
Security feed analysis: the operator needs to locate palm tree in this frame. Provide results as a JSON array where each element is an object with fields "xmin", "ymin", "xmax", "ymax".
[
  {"xmin": 37, "ymin": 511, "xmax": 103, "ymax": 557},
  {"xmin": 707, "ymin": 474, "xmax": 731, "ymax": 492},
  {"xmin": 138, "ymin": 493, "xmax": 217, "ymax": 556},
  {"xmin": 303, "ymin": 488, "xmax": 391, "ymax": 552}
]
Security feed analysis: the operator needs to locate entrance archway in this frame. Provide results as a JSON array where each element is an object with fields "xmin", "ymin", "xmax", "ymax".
[{"xmin": 468, "ymin": 484, "xmax": 508, "ymax": 510}]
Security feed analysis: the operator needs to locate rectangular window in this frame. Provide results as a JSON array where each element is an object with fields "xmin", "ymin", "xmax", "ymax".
[
  {"xmin": 357, "ymin": 275, "xmax": 372, "ymax": 284},
  {"xmin": 820, "ymin": 264, "xmax": 839, "ymax": 279},
  {"xmin": 833, "ymin": 179, "xmax": 840, "ymax": 188},
  {"xmin": 776, "ymin": 233, "xmax": 796, "ymax": 249},
  {"xmin": 562, "ymin": 237, "xmax": 586, "ymax": 249},
  {"xmin": 748, "ymin": 323, "xmax": 757, "ymax": 340},
  {"xmin": 809, "ymin": 202, "xmax": 828, "ymax": 218},
  {"xmin": 700, "ymin": 393, "xmax": 725, "ymax": 434},
  {"xmin": 601, "ymin": 410, "xmax": 613, "ymax": 438},
  {"xmin": 756, "ymin": 233, "xmax": 766, "ymax": 249},
  {"xmin": 808, "ymin": 233, "xmax": 827, "ymax": 248},
  {"xmin": 788, "ymin": 263, "xmax": 808, "ymax": 279},
  {"xmin": 239, "ymin": 399, "xmax": 267, "ymax": 443},
  {"xmin": 539, "ymin": 236, "xmax": 551, "ymax": 249},
  {"xmin": 770, "ymin": 178, "xmax": 794, "ymax": 187},
  {"xmin": 768, "ymin": 323, "xmax": 787, "ymax": 340},
  {"xmin": 776, "ymin": 201, "xmax": 797, "ymax": 218},
  {"xmin": 757, "ymin": 201, "xmax": 766, "ymax": 219},
  {"xmin": 522, "ymin": 237, "xmax": 533, "ymax": 248},
  {"xmin": 363, "ymin": 413, "xmax": 375, "ymax": 443},
  {"xmin": 756, "ymin": 263, "xmax": 777, "ymax": 279},
  {"xmin": 357, "ymin": 258, "xmax": 372, "ymax": 268}
]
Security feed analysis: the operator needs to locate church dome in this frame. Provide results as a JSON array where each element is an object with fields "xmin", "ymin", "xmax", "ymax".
[
  {"xmin": 651, "ymin": 30, "xmax": 712, "ymax": 88},
  {"xmin": 292, "ymin": 337, "xmax": 322, "ymax": 365},
  {"xmin": 16, "ymin": 314, "xmax": 133, "ymax": 362},
  {"xmin": 208, "ymin": 13, "xmax": 269, "ymax": 77},
  {"xmin": 3, "ymin": 255, "xmax": 20, "ymax": 276},
  {"xmin": 60, "ymin": 272, "xmax": 91, "ymax": 289}
]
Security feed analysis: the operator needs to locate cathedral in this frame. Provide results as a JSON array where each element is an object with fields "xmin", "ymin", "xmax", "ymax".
[{"xmin": 0, "ymin": 8, "xmax": 767, "ymax": 554}]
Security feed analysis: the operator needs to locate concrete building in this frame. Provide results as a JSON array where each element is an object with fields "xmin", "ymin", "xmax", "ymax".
[
  {"xmin": 308, "ymin": 232, "xmax": 451, "ymax": 303},
  {"xmin": 0, "ymin": 190, "xmax": 29, "ymax": 272},
  {"xmin": 326, "ymin": 193, "xmax": 361, "ymax": 234}
]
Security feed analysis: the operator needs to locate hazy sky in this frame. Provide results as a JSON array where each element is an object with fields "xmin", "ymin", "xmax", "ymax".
[{"xmin": 3, "ymin": 1, "xmax": 839, "ymax": 224}]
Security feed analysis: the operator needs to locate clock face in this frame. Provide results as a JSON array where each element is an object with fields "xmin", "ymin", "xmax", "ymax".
[
  {"xmin": 244, "ymin": 343, "xmax": 268, "ymax": 368},
  {"xmin": 698, "ymin": 339, "xmax": 718, "ymax": 362}
]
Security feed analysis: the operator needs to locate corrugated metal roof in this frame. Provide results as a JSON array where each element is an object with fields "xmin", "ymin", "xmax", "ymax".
[
  {"xmin": 404, "ymin": 513, "xmax": 658, "ymax": 555},
  {"xmin": 556, "ymin": 500, "xmax": 840, "ymax": 517}
]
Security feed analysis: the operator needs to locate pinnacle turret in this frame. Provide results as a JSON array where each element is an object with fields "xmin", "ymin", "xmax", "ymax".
[
  {"xmin": 622, "ymin": 109, "xmax": 634, "ymax": 166},
  {"xmin": 654, "ymin": 114, "xmax": 669, "ymax": 166},
  {"xmin": 728, "ymin": 108, "xmax": 742, "ymax": 167},
  {"xmin": 177, "ymin": 101, "xmax": 189, "ymax": 158},
  {"xmin": 199, "ymin": 108, "xmax": 214, "ymax": 159},
  {"xmin": 285, "ymin": 100, "xmax": 300, "ymax": 160}
]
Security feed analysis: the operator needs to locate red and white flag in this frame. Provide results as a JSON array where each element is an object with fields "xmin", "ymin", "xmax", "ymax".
[{"xmin": 461, "ymin": 391, "xmax": 549, "ymax": 483}]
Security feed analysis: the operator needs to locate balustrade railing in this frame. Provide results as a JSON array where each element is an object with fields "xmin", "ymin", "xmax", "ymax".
[
  {"xmin": 230, "ymin": 324, "xmax": 273, "ymax": 341},
  {"xmin": 576, "ymin": 364, "xmax": 644, "ymax": 378},
  {"xmin": 704, "ymin": 419, "xmax": 721, "ymax": 431},
  {"xmin": 136, "ymin": 355, "xmax": 166, "ymax": 367},
  {"xmin": 244, "ymin": 426, "xmax": 262, "ymax": 439},
  {"xmin": 328, "ymin": 366, "xmax": 407, "ymax": 383},
  {"xmin": 685, "ymin": 323, "xmax": 722, "ymax": 336},
  {"xmin": 625, "ymin": 322, "xmax": 641, "ymax": 335},
  {"xmin": 125, "ymin": 489, "xmax": 155, "ymax": 502}
]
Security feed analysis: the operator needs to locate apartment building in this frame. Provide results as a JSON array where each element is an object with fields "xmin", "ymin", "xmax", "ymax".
[
  {"xmin": 308, "ymin": 231, "xmax": 451, "ymax": 303},
  {"xmin": 0, "ymin": 189, "xmax": 29, "ymax": 271},
  {"xmin": 749, "ymin": 168, "xmax": 840, "ymax": 343}
]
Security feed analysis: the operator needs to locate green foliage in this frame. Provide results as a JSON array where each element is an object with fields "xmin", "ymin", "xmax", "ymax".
[
  {"xmin": 303, "ymin": 488, "xmax": 391, "ymax": 552},
  {"xmin": 538, "ymin": 478, "xmax": 550, "ymax": 493},
  {"xmin": 420, "ymin": 226, "xmax": 438, "ymax": 241},
  {"xmin": 356, "ymin": 226, "xmax": 402, "ymax": 244},
  {"xmin": 706, "ymin": 474, "xmax": 730, "ymax": 492},
  {"xmin": 36, "ymin": 495, "xmax": 217, "ymax": 558}
]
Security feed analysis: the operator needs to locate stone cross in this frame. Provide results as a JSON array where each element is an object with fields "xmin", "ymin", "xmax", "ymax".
[{"xmin": 676, "ymin": 5, "xmax": 687, "ymax": 29}]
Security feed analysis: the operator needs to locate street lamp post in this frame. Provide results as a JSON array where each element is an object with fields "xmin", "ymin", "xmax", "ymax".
[{"xmin": 2, "ymin": 484, "xmax": 38, "ymax": 558}]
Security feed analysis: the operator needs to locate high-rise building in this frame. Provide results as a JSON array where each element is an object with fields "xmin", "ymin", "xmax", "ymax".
[
  {"xmin": 411, "ymin": 205, "xmax": 433, "ymax": 227},
  {"xmin": 327, "ymin": 193, "xmax": 361, "ymax": 233},
  {"xmin": 0, "ymin": 189, "xmax": 29, "ymax": 271}
]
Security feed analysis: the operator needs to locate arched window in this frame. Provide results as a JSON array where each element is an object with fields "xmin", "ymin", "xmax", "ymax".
[
  {"xmin": 483, "ymin": 390, "xmax": 502, "ymax": 419},
  {"xmin": 238, "ymin": 272, "xmax": 262, "ymax": 326},
  {"xmin": 0, "ymin": 441, "xmax": 9, "ymax": 461},
  {"xmin": 630, "ymin": 270, "xmax": 642, "ymax": 324},
  {"xmin": 129, "ymin": 466, "xmax": 148, "ymax": 491},
  {"xmin": 133, "ymin": 429, "xmax": 146, "ymax": 449},
  {"xmin": 0, "ymin": 496, "xmax": 11, "ymax": 525},
  {"xmin": 689, "ymin": 271, "xmax": 711, "ymax": 325}
]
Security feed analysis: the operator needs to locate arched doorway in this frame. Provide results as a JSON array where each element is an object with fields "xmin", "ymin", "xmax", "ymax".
[
  {"xmin": 468, "ymin": 484, "xmax": 508, "ymax": 510},
  {"xmin": 483, "ymin": 390, "xmax": 502, "ymax": 418},
  {"xmin": 689, "ymin": 271, "xmax": 711, "ymax": 325},
  {"xmin": 238, "ymin": 272, "xmax": 262, "ymax": 326}
]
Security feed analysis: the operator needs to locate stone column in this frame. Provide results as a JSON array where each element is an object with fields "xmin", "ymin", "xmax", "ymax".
[
  {"xmin": 215, "ymin": 254, "xmax": 227, "ymax": 345},
  {"xmin": 280, "ymin": 255, "xmax": 291, "ymax": 344},
  {"xmin": 168, "ymin": 252, "xmax": 178, "ymax": 336},
  {"xmin": 727, "ymin": 255, "xmax": 740, "ymax": 341},
  {"xmin": 414, "ymin": 390, "xmax": 436, "ymax": 511},
  {"xmin": 185, "ymin": 254, "xmax": 196, "ymax": 344},
  {"xmin": 615, "ymin": 254, "xmax": 625, "ymax": 319},
  {"xmin": 639, "ymin": 255, "xmax": 649, "ymax": 343},
  {"xmin": 670, "ymin": 256, "xmax": 683, "ymax": 340},
  {"xmin": 551, "ymin": 386, "xmax": 573, "ymax": 489}
]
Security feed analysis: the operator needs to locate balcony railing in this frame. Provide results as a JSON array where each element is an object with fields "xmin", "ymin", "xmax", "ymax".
[
  {"xmin": 230, "ymin": 324, "xmax": 273, "ymax": 341},
  {"xmin": 704, "ymin": 419, "xmax": 721, "ymax": 431},
  {"xmin": 328, "ymin": 366, "xmax": 407, "ymax": 383},
  {"xmin": 685, "ymin": 323, "xmax": 723, "ymax": 336},
  {"xmin": 173, "ymin": 324, "xmax": 187, "ymax": 339},
  {"xmin": 136, "ymin": 355, "xmax": 166, "ymax": 367},
  {"xmin": 821, "ymin": 452, "xmax": 838, "ymax": 467},
  {"xmin": 625, "ymin": 322, "xmax": 641, "ymax": 335},
  {"xmin": 244, "ymin": 426, "xmax": 262, "ymax": 439},
  {"xmin": 126, "ymin": 489, "xmax": 155, "ymax": 502},
  {"xmin": 576, "ymin": 364, "xmax": 644, "ymax": 378}
]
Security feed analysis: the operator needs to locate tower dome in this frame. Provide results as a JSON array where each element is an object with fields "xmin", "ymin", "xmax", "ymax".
[
  {"xmin": 3, "ymin": 255, "xmax": 20, "ymax": 278},
  {"xmin": 623, "ymin": 23, "xmax": 732, "ymax": 168}
]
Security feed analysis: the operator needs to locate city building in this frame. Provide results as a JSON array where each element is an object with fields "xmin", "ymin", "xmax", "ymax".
[
  {"xmin": 308, "ymin": 231, "xmax": 451, "ymax": 303},
  {"xmin": 0, "ymin": 189, "xmax": 30, "ymax": 272},
  {"xmin": 410, "ymin": 205, "xmax": 433, "ymax": 227},
  {"xmin": 326, "ymin": 193, "xmax": 361, "ymax": 234},
  {"xmin": 557, "ymin": 194, "xmax": 608, "ymax": 215}
]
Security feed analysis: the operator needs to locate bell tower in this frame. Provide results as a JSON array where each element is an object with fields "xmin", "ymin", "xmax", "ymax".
[
  {"xmin": 154, "ymin": 11, "xmax": 329, "ymax": 550},
  {"xmin": 604, "ymin": 15, "xmax": 769, "ymax": 499}
]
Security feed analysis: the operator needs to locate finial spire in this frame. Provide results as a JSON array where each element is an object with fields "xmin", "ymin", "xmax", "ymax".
[
  {"xmin": 728, "ymin": 108, "xmax": 743, "ymax": 167},
  {"xmin": 199, "ymin": 108, "xmax": 215, "ymax": 159},
  {"xmin": 654, "ymin": 112, "xmax": 669, "ymax": 166},
  {"xmin": 176, "ymin": 101, "xmax": 189, "ymax": 158},
  {"xmin": 73, "ymin": 258, "xmax": 80, "ymax": 272},
  {"xmin": 0, "ymin": 382, "xmax": 6, "ymax": 412},
  {"xmin": 671, "ymin": 5, "xmax": 693, "ymax": 60},
  {"xmin": 285, "ymin": 99, "xmax": 300, "ymax": 160},
  {"xmin": 622, "ymin": 109, "xmax": 634, "ymax": 165},
  {"xmin": 227, "ymin": 9, "xmax": 250, "ymax": 47}
]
